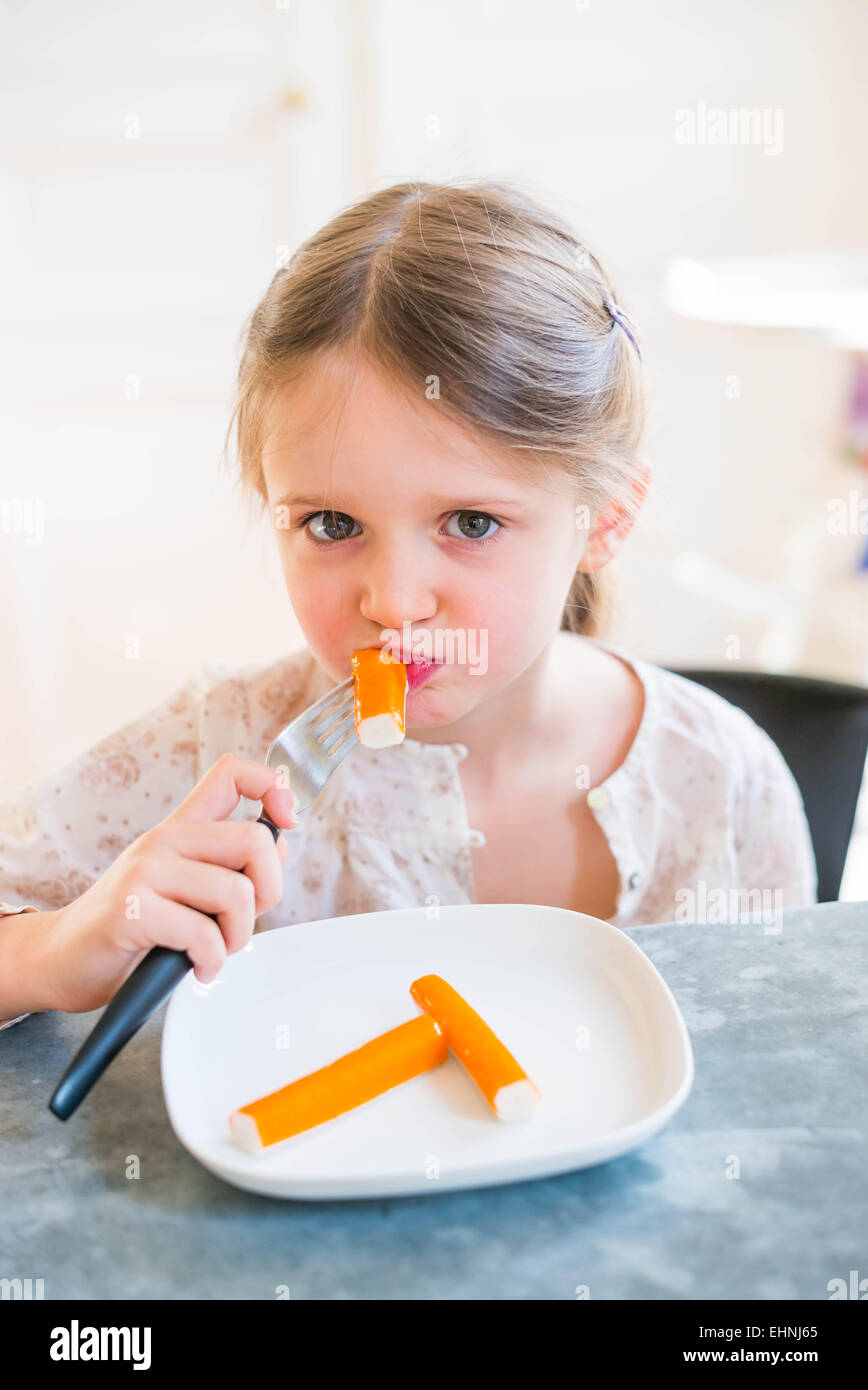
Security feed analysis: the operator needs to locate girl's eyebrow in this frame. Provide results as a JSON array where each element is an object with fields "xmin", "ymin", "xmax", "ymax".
[{"xmin": 275, "ymin": 491, "xmax": 530, "ymax": 511}]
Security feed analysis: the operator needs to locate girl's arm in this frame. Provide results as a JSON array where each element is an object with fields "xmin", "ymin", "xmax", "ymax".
[{"xmin": 0, "ymin": 908, "xmax": 65, "ymax": 1023}]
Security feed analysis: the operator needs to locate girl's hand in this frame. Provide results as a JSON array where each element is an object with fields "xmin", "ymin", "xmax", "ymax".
[{"xmin": 42, "ymin": 754, "xmax": 297, "ymax": 1014}]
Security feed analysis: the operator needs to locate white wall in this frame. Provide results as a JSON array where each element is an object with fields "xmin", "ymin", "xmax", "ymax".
[{"xmin": 0, "ymin": 0, "xmax": 361, "ymax": 788}]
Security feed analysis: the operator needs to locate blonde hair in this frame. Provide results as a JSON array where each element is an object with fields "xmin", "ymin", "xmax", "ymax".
[{"xmin": 223, "ymin": 177, "xmax": 648, "ymax": 638}]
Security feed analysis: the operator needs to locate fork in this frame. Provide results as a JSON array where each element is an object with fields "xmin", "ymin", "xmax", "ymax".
[{"xmin": 49, "ymin": 674, "xmax": 358, "ymax": 1120}]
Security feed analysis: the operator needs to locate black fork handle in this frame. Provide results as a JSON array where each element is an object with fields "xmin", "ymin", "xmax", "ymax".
[{"xmin": 48, "ymin": 811, "xmax": 281, "ymax": 1120}]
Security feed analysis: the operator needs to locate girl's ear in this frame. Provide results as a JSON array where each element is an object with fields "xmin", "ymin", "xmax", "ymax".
[{"xmin": 577, "ymin": 457, "xmax": 652, "ymax": 572}]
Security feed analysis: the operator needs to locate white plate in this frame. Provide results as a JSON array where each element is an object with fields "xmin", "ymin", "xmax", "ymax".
[{"xmin": 161, "ymin": 903, "xmax": 694, "ymax": 1200}]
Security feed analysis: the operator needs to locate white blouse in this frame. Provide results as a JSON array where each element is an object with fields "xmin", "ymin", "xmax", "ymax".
[{"xmin": 0, "ymin": 642, "xmax": 818, "ymax": 1031}]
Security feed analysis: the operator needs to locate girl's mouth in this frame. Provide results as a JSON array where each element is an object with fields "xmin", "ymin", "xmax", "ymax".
[{"xmin": 405, "ymin": 659, "xmax": 441, "ymax": 691}]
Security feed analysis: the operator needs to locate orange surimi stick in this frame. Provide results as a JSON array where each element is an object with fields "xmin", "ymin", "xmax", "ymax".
[
  {"xmin": 410, "ymin": 974, "xmax": 542, "ymax": 1121},
  {"xmin": 352, "ymin": 647, "xmax": 407, "ymax": 747},
  {"xmin": 229, "ymin": 1013, "xmax": 447, "ymax": 1154}
]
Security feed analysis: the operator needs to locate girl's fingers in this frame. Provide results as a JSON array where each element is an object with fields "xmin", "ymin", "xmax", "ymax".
[
  {"xmin": 165, "ymin": 753, "xmax": 296, "ymax": 828},
  {"xmin": 134, "ymin": 889, "xmax": 229, "ymax": 982},
  {"xmin": 156, "ymin": 841, "xmax": 283, "ymax": 931},
  {"xmin": 151, "ymin": 820, "xmax": 286, "ymax": 909},
  {"xmin": 145, "ymin": 857, "xmax": 262, "ymax": 958},
  {"xmin": 262, "ymin": 784, "xmax": 298, "ymax": 830}
]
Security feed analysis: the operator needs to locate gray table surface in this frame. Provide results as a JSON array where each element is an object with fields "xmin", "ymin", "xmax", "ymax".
[{"xmin": 2, "ymin": 900, "xmax": 865, "ymax": 1300}]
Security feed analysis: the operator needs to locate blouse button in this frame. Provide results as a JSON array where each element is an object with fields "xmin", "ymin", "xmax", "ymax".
[
  {"xmin": 468, "ymin": 828, "xmax": 486, "ymax": 847},
  {"xmin": 627, "ymin": 870, "xmax": 642, "ymax": 891},
  {"xmin": 587, "ymin": 787, "xmax": 609, "ymax": 810},
  {"xmin": 452, "ymin": 743, "xmax": 469, "ymax": 760}
]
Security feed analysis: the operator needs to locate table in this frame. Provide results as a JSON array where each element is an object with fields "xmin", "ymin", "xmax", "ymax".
[{"xmin": 2, "ymin": 901, "xmax": 865, "ymax": 1300}]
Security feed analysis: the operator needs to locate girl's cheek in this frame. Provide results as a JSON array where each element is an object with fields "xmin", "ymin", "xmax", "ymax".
[
  {"xmin": 281, "ymin": 570, "xmax": 347, "ymax": 648},
  {"xmin": 296, "ymin": 599, "xmax": 347, "ymax": 654},
  {"xmin": 446, "ymin": 596, "xmax": 519, "ymax": 677}
]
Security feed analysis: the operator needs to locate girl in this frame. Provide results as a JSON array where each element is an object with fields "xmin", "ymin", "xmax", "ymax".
[{"xmin": 0, "ymin": 178, "xmax": 816, "ymax": 1030}]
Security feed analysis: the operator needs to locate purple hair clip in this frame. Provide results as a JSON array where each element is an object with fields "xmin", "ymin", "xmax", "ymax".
[{"xmin": 603, "ymin": 296, "xmax": 643, "ymax": 361}]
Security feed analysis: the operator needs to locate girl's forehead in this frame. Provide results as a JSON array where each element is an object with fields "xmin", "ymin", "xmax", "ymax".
[{"xmin": 261, "ymin": 352, "xmax": 579, "ymax": 510}]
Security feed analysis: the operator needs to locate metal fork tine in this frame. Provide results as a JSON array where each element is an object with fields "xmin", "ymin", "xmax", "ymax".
[
  {"xmin": 313, "ymin": 712, "xmax": 353, "ymax": 750},
  {"xmin": 323, "ymin": 721, "xmax": 357, "ymax": 756},
  {"xmin": 261, "ymin": 673, "xmax": 359, "ymax": 817},
  {"xmin": 312, "ymin": 703, "xmax": 353, "ymax": 742},
  {"xmin": 303, "ymin": 680, "xmax": 353, "ymax": 728}
]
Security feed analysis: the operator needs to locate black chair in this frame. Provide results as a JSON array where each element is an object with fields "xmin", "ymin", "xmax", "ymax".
[{"xmin": 667, "ymin": 668, "xmax": 868, "ymax": 902}]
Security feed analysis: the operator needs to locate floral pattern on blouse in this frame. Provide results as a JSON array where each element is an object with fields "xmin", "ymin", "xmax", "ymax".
[{"xmin": 0, "ymin": 641, "xmax": 818, "ymax": 1031}]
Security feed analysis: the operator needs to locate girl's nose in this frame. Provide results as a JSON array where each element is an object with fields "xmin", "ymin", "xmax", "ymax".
[
  {"xmin": 360, "ymin": 589, "xmax": 438, "ymax": 633},
  {"xmin": 359, "ymin": 555, "xmax": 437, "ymax": 632}
]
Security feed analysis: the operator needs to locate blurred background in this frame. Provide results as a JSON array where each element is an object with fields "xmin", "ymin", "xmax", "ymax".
[{"xmin": 1, "ymin": 0, "xmax": 867, "ymax": 892}]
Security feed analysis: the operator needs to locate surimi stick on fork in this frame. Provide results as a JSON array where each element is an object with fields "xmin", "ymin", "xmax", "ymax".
[
  {"xmin": 352, "ymin": 647, "xmax": 407, "ymax": 747},
  {"xmin": 229, "ymin": 1013, "xmax": 447, "ymax": 1153},
  {"xmin": 410, "ymin": 974, "xmax": 542, "ymax": 1122}
]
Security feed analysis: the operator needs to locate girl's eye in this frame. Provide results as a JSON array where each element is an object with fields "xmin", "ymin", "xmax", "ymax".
[
  {"xmin": 442, "ymin": 510, "xmax": 502, "ymax": 546},
  {"xmin": 304, "ymin": 510, "xmax": 361, "ymax": 544},
  {"xmin": 298, "ymin": 509, "xmax": 503, "ymax": 548}
]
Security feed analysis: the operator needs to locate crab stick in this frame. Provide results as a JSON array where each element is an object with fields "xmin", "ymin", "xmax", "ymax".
[
  {"xmin": 410, "ymin": 974, "xmax": 541, "ymax": 1121},
  {"xmin": 229, "ymin": 1012, "xmax": 447, "ymax": 1153},
  {"xmin": 352, "ymin": 647, "xmax": 407, "ymax": 747}
]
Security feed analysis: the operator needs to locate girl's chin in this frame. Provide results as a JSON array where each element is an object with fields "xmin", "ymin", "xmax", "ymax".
[{"xmin": 404, "ymin": 678, "xmax": 451, "ymax": 721}]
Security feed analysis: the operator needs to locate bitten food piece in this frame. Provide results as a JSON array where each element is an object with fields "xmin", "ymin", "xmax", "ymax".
[
  {"xmin": 352, "ymin": 647, "xmax": 407, "ymax": 747},
  {"xmin": 229, "ymin": 1013, "xmax": 447, "ymax": 1153},
  {"xmin": 410, "ymin": 974, "xmax": 541, "ymax": 1121}
]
